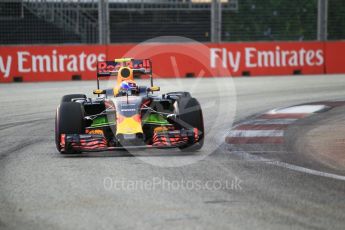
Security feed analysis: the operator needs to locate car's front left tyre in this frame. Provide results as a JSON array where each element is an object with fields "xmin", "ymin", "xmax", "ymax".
[
  {"xmin": 174, "ymin": 96, "xmax": 204, "ymax": 152},
  {"xmin": 55, "ymin": 102, "xmax": 85, "ymax": 154},
  {"xmin": 61, "ymin": 94, "xmax": 86, "ymax": 103}
]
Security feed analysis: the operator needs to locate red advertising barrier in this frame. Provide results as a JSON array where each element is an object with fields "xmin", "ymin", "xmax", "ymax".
[
  {"xmin": 325, "ymin": 41, "xmax": 345, "ymax": 74},
  {"xmin": 0, "ymin": 41, "xmax": 342, "ymax": 83},
  {"xmin": 0, "ymin": 45, "xmax": 106, "ymax": 82},
  {"xmin": 216, "ymin": 42, "xmax": 325, "ymax": 76}
]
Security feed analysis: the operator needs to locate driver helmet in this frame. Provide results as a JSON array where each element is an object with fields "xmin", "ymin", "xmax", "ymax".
[{"xmin": 119, "ymin": 80, "xmax": 138, "ymax": 94}]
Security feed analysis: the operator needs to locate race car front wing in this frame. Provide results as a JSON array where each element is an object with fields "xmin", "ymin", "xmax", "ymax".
[{"xmin": 60, "ymin": 128, "xmax": 199, "ymax": 152}]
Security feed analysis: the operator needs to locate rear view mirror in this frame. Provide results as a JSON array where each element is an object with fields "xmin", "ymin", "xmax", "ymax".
[
  {"xmin": 93, "ymin": 89, "xmax": 106, "ymax": 94},
  {"xmin": 148, "ymin": 86, "xmax": 160, "ymax": 92}
]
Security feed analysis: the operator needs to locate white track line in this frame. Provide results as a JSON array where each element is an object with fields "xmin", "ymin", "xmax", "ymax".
[
  {"xmin": 267, "ymin": 161, "xmax": 345, "ymax": 181},
  {"xmin": 233, "ymin": 150, "xmax": 345, "ymax": 182},
  {"xmin": 228, "ymin": 130, "xmax": 284, "ymax": 137},
  {"xmin": 268, "ymin": 105, "xmax": 329, "ymax": 114},
  {"xmin": 239, "ymin": 119, "xmax": 297, "ymax": 125}
]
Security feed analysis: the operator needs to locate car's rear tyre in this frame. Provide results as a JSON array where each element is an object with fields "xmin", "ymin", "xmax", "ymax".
[
  {"xmin": 55, "ymin": 102, "xmax": 85, "ymax": 154},
  {"xmin": 61, "ymin": 94, "xmax": 86, "ymax": 103},
  {"xmin": 174, "ymin": 96, "xmax": 204, "ymax": 152}
]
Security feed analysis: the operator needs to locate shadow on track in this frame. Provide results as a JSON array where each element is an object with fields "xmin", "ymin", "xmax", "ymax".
[{"xmin": 58, "ymin": 149, "xmax": 202, "ymax": 158}]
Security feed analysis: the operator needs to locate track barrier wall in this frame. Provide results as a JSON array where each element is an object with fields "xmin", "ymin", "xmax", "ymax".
[{"xmin": 0, "ymin": 41, "xmax": 344, "ymax": 82}]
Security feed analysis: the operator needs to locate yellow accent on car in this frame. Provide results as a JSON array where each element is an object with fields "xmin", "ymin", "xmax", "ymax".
[
  {"xmin": 114, "ymin": 58, "xmax": 132, "ymax": 62},
  {"xmin": 116, "ymin": 117, "xmax": 143, "ymax": 135},
  {"xmin": 93, "ymin": 89, "xmax": 105, "ymax": 94},
  {"xmin": 113, "ymin": 87, "xmax": 119, "ymax": 96},
  {"xmin": 87, "ymin": 129, "xmax": 104, "ymax": 135},
  {"xmin": 154, "ymin": 126, "xmax": 169, "ymax": 132},
  {"xmin": 149, "ymin": 86, "xmax": 160, "ymax": 92}
]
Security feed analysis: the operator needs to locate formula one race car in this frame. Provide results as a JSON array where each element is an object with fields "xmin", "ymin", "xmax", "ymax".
[{"xmin": 55, "ymin": 58, "xmax": 204, "ymax": 153}]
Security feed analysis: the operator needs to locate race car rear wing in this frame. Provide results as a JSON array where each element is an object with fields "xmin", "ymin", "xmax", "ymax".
[{"xmin": 96, "ymin": 58, "xmax": 153, "ymax": 89}]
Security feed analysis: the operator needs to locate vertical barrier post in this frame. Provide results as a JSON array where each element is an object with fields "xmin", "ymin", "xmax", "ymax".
[
  {"xmin": 98, "ymin": 0, "xmax": 110, "ymax": 44},
  {"xmin": 317, "ymin": 0, "xmax": 328, "ymax": 41},
  {"xmin": 211, "ymin": 0, "xmax": 222, "ymax": 42}
]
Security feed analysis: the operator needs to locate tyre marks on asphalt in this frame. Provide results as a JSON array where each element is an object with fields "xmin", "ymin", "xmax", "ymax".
[
  {"xmin": 0, "ymin": 139, "xmax": 46, "ymax": 160},
  {"xmin": 0, "ymin": 118, "xmax": 53, "ymax": 159},
  {"xmin": 0, "ymin": 118, "xmax": 53, "ymax": 132}
]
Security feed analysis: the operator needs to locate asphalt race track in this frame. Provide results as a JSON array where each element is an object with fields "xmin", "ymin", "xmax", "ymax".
[{"xmin": 1, "ymin": 75, "xmax": 345, "ymax": 230}]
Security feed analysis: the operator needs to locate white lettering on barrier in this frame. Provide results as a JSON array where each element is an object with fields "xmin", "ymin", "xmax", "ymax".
[
  {"xmin": 86, "ymin": 54, "xmax": 97, "ymax": 71},
  {"xmin": 12, "ymin": 50, "xmax": 106, "ymax": 77},
  {"xmin": 228, "ymin": 51, "xmax": 241, "ymax": 72},
  {"xmin": 32, "ymin": 55, "xmax": 51, "ymax": 72},
  {"xmin": 67, "ymin": 55, "xmax": 78, "ymax": 72},
  {"xmin": 210, "ymin": 48, "xmax": 241, "ymax": 72},
  {"xmin": 18, "ymin": 51, "xmax": 31, "ymax": 73},
  {"xmin": 210, "ymin": 48, "xmax": 221, "ymax": 69},
  {"xmin": 316, "ymin": 50, "xmax": 324, "ymax": 65},
  {"xmin": 210, "ymin": 46, "xmax": 325, "ymax": 71},
  {"xmin": 0, "ymin": 56, "xmax": 12, "ymax": 78},
  {"xmin": 245, "ymin": 47, "xmax": 257, "ymax": 68}
]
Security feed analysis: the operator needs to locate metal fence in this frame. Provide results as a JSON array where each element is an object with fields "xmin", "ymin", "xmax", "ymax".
[
  {"xmin": 222, "ymin": 0, "xmax": 319, "ymax": 41},
  {"xmin": 0, "ymin": 0, "xmax": 343, "ymax": 45}
]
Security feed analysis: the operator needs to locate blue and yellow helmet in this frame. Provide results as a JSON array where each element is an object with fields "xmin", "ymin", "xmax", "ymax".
[{"xmin": 120, "ymin": 80, "xmax": 138, "ymax": 91}]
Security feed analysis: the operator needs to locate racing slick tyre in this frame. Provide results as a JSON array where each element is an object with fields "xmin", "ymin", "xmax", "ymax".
[
  {"xmin": 175, "ymin": 96, "xmax": 204, "ymax": 152},
  {"xmin": 55, "ymin": 102, "xmax": 85, "ymax": 154},
  {"xmin": 61, "ymin": 94, "xmax": 87, "ymax": 103}
]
